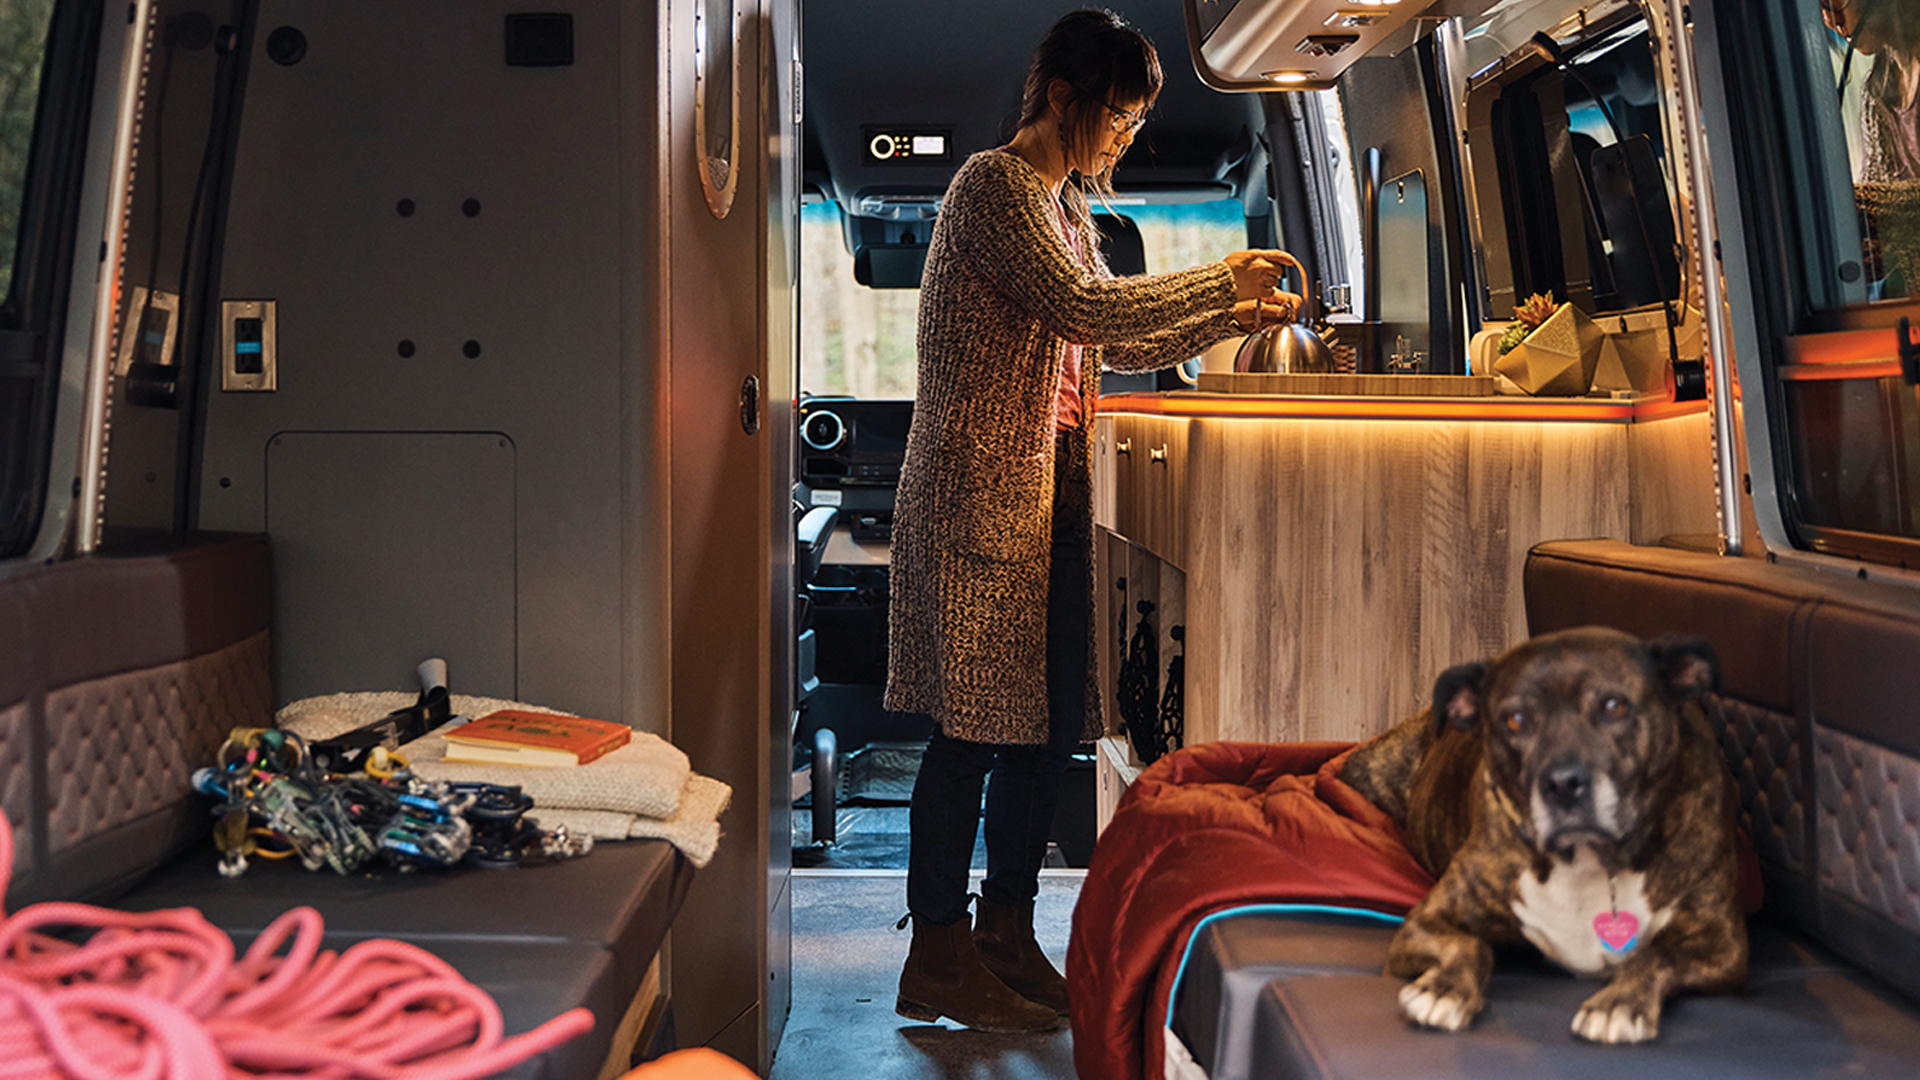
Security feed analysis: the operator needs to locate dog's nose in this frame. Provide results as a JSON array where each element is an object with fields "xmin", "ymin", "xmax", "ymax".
[{"xmin": 1540, "ymin": 761, "xmax": 1592, "ymax": 811}]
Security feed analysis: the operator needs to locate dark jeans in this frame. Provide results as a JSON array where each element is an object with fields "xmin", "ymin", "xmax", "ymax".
[{"xmin": 907, "ymin": 440, "xmax": 1087, "ymax": 926}]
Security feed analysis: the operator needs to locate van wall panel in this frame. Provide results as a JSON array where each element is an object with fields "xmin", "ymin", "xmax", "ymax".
[
  {"xmin": 265, "ymin": 432, "xmax": 516, "ymax": 701},
  {"xmin": 198, "ymin": 1, "xmax": 624, "ymax": 716}
]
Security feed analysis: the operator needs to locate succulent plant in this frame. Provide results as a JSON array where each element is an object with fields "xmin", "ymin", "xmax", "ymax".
[
  {"xmin": 1497, "ymin": 322, "xmax": 1532, "ymax": 355},
  {"xmin": 1497, "ymin": 292, "xmax": 1560, "ymax": 355},
  {"xmin": 1515, "ymin": 292, "xmax": 1559, "ymax": 328}
]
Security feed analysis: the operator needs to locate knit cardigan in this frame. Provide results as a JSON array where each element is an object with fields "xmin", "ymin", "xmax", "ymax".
[{"xmin": 884, "ymin": 149, "xmax": 1242, "ymax": 744}]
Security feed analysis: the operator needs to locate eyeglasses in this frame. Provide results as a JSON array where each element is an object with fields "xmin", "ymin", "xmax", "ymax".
[{"xmin": 1081, "ymin": 89, "xmax": 1146, "ymax": 135}]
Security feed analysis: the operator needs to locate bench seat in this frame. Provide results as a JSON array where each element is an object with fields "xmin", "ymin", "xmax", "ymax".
[
  {"xmin": 1173, "ymin": 911, "xmax": 1920, "ymax": 1080},
  {"xmin": 1115, "ymin": 537, "xmax": 1920, "ymax": 1080},
  {"xmin": 119, "ymin": 833, "xmax": 692, "ymax": 1004},
  {"xmin": 2, "ymin": 533, "xmax": 691, "ymax": 1078}
]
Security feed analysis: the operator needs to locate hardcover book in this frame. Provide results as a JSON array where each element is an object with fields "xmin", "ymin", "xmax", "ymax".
[{"xmin": 442, "ymin": 710, "xmax": 632, "ymax": 767}]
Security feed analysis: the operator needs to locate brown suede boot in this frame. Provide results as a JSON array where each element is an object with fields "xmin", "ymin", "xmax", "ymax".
[
  {"xmin": 895, "ymin": 915, "xmax": 1061, "ymax": 1031},
  {"xmin": 973, "ymin": 897, "xmax": 1070, "ymax": 1016}
]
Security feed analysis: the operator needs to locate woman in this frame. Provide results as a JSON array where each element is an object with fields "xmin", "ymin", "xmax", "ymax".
[{"xmin": 885, "ymin": 8, "xmax": 1305, "ymax": 1032}]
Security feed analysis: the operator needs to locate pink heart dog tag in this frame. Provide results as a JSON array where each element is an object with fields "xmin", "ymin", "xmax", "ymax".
[{"xmin": 1594, "ymin": 911, "xmax": 1640, "ymax": 954}]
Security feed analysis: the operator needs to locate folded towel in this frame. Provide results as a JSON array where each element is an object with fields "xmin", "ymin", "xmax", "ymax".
[
  {"xmin": 529, "ymin": 775, "xmax": 732, "ymax": 869},
  {"xmin": 275, "ymin": 693, "xmax": 730, "ymax": 866}
]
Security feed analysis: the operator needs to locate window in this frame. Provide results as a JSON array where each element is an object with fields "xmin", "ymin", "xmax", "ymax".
[
  {"xmin": 799, "ymin": 199, "xmax": 1248, "ymax": 398},
  {"xmin": 2, "ymin": 0, "xmax": 90, "ymax": 560},
  {"xmin": 1464, "ymin": 11, "xmax": 1683, "ymax": 320},
  {"xmin": 1730, "ymin": 0, "xmax": 1920, "ymax": 563},
  {"xmin": 0, "ymin": 0, "xmax": 56, "ymax": 303}
]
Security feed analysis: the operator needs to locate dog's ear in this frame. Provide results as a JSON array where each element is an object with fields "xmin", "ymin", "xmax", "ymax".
[
  {"xmin": 1432, "ymin": 661, "xmax": 1488, "ymax": 733},
  {"xmin": 1647, "ymin": 636, "xmax": 1720, "ymax": 699}
]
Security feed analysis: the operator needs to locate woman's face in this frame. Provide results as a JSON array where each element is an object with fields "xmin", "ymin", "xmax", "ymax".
[{"xmin": 1076, "ymin": 95, "xmax": 1147, "ymax": 177}]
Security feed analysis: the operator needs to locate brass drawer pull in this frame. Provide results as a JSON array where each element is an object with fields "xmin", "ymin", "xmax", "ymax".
[
  {"xmin": 1116, "ymin": 438, "xmax": 1133, "ymax": 455},
  {"xmin": 1149, "ymin": 445, "xmax": 1168, "ymax": 464}
]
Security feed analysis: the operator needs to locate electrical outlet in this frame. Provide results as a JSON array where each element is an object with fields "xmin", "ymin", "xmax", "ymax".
[{"xmin": 220, "ymin": 299, "xmax": 277, "ymax": 392}]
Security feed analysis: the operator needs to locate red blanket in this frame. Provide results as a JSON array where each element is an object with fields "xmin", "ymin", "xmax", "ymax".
[{"xmin": 1066, "ymin": 741, "xmax": 1435, "ymax": 1080}]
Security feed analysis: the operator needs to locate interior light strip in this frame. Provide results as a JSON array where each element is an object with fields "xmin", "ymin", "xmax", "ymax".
[
  {"xmin": 1787, "ymin": 324, "xmax": 1916, "ymax": 367},
  {"xmin": 1100, "ymin": 392, "xmax": 1705, "ymax": 424},
  {"xmin": 1778, "ymin": 361, "xmax": 1905, "ymax": 382}
]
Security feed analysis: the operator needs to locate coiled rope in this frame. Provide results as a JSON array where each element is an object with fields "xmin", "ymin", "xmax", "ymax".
[{"xmin": 0, "ymin": 811, "xmax": 592, "ymax": 1078}]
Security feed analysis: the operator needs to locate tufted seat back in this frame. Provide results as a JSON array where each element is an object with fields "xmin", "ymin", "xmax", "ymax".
[
  {"xmin": 1527, "ymin": 539, "xmax": 1920, "ymax": 1007},
  {"xmin": 0, "ymin": 535, "xmax": 273, "ymax": 909}
]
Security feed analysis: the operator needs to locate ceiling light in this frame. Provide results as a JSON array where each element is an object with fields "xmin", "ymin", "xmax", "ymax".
[{"xmin": 1264, "ymin": 71, "xmax": 1314, "ymax": 85}]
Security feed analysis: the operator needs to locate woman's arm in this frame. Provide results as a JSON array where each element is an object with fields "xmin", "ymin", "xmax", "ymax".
[
  {"xmin": 944, "ymin": 154, "xmax": 1235, "ymax": 345},
  {"xmin": 1101, "ymin": 308, "xmax": 1241, "ymax": 373}
]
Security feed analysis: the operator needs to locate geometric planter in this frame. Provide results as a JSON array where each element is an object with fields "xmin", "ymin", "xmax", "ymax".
[{"xmin": 1494, "ymin": 302, "xmax": 1604, "ymax": 396}]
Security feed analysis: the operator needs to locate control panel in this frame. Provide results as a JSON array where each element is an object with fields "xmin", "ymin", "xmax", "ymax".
[
  {"xmin": 799, "ymin": 397, "xmax": 912, "ymax": 543},
  {"xmin": 863, "ymin": 128, "xmax": 952, "ymax": 164}
]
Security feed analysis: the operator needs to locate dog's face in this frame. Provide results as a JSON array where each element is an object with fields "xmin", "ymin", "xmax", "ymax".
[{"xmin": 1433, "ymin": 627, "xmax": 1718, "ymax": 859}]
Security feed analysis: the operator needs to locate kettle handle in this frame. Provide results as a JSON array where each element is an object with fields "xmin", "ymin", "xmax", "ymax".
[{"xmin": 1275, "ymin": 253, "xmax": 1316, "ymax": 325}]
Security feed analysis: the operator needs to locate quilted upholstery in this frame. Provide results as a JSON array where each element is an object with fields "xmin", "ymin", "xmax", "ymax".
[
  {"xmin": 2, "ymin": 534, "xmax": 274, "ymax": 908},
  {"xmin": 1817, "ymin": 725, "xmax": 1920, "ymax": 934},
  {"xmin": 1, "ymin": 702, "xmax": 29, "ymax": 879},
  {"xmin": 1716, "ymin": 695, "xmax": 1809, "ymax": 879},
  {"xmin": 44, "ymin": 631, "xmax": 270, "ymax": 856}
]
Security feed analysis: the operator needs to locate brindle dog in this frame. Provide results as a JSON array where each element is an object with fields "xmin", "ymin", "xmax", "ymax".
[{"xmin": 1340, "ymin": 626, "xmax": 1747, "ymax": 1044}]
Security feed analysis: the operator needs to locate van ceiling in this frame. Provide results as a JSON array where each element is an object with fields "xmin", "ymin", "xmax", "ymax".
[{"xmin": 802, "ymin": 0, "xmax": 1265, "ymax": 213}]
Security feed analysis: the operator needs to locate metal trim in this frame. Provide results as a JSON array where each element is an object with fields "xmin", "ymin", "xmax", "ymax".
[{"xmin": 75, "ymin": 0, "xmax": 154, "ymax": 554}]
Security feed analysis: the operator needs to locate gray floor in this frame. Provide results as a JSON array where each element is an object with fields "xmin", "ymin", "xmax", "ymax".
[{"xmin": 770, "ymin": 869, "xmax": 1084, "ymax": 1080}]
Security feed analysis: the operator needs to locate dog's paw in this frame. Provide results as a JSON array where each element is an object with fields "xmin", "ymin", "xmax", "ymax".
[
  {"xmin": 1571, "ymin": 985, "xmax": 1661, "ymax": 1044},
  {"xmin": 1397, "ymin": 969, "xmax": 1483, "ymax": 1032}
]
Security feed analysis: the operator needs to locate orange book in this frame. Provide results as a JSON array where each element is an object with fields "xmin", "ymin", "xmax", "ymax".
[{"xmin": 442, "ymin": 710, "xmax": 632, "ymax": 767}]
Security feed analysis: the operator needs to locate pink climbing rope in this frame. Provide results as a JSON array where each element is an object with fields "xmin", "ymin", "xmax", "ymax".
[{"xmin": 0, "ymin": 812, "xmax": 592, "ymax": 1078}]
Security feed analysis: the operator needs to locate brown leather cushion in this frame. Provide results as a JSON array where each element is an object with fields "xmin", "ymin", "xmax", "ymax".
[
  {"xmin": 2, "ymin": 534, "xmax": 274, "ymax": 908},
  {"xmin": 1524, "ymin": 540, "xmax": 1815, "ymax": 714}
]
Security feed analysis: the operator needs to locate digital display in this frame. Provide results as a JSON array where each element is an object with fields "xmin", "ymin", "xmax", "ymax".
[{"xmin": 864, "ymin": 128, "xmax": 952, "ymax": 164}]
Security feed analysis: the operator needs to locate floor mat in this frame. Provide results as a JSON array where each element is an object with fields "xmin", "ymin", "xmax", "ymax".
[{"xmin": 840, "ymin": 742, "xmax": 924, "ymax": 803}]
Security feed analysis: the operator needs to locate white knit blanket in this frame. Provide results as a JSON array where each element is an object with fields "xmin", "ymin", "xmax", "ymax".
[{"xmin": 276, "ymin": 692, "xmax": 730, "ymax": 867}]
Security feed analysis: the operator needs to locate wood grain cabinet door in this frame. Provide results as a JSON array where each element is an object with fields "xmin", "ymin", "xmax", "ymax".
[{"xmin": 1137, "ymin": 416, "xmax": 1190, "ymax": 569}]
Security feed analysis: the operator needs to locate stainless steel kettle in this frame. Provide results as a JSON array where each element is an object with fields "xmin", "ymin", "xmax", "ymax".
[
  {"xmin": 1232, "ymin": 283, "xmax": 1335, "ymax": 374},
  {"xmin": 1232, "ymin": 321, "xmax": 1336, "ymax": 374}
]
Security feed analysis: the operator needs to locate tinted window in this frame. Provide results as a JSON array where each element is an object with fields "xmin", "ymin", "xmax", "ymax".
[
  {"xmin": 1736, "ymin": 0, "xmax": 1920, "ymax": 561},
  {"xmin": 1, "ymin": 0, "xmax": 85, "ymax": 558},
  {"xmin": 0, "ymin": 0, "xmax": 55, "ymax": 302}
]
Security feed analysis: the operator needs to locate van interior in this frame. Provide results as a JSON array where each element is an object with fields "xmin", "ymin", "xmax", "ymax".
[{"xmin": 5, "ymin": 0, "xmax": 1920, "ymax": 1077}]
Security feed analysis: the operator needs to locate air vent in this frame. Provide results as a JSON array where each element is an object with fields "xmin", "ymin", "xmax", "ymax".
[
  {"xmin": 1297, "ymin": 34, "xmax": 1360, "ymax": 58},
  {"xmin": 1327, "ymin": 11, "xmax": 1388, "ymax": 29}
]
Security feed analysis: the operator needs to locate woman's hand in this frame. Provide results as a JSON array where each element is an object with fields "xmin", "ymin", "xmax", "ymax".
[
  {"xmin": 1225, "ymin": 249, "xmax": 1308, "ymax": 302},
  {"xmin": 1232, "ymin": 293, "xmax": 1302, "ymax": 331}
]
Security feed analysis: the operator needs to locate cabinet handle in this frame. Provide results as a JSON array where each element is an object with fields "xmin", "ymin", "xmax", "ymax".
[
  {"xmin": 1149, "ymin": 445, "xmax": 1168, "ymax": 464},
  {"xmin": 1116, "ymin": 438, "xmax": 1132, "ymax": 455}
]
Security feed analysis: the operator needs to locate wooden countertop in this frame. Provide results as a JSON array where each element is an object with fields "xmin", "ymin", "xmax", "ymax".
[{"xmin": 1099, "ymin": 389, "xmax": 1708, "ymax": 424}]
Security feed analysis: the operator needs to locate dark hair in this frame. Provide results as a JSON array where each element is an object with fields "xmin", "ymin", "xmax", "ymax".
[{"xmin": 1015, "ymin": 9, "xmax": 1162, "ymax": 263}]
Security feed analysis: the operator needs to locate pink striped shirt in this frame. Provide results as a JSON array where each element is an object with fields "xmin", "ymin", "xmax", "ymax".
[{"xmin": 1052, "ymin": 198, "xmax": 1086, "ymax": 432}]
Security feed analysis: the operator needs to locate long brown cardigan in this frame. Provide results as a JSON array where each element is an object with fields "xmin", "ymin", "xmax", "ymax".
[{"xmin": 884, "ymin": 149, "xmax": 1243, "ymax": 745}]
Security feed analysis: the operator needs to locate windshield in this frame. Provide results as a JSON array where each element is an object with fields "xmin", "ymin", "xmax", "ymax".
[{"xmin": 799, "ymin": 199, "xmax": 1249, "ymax": 398}]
